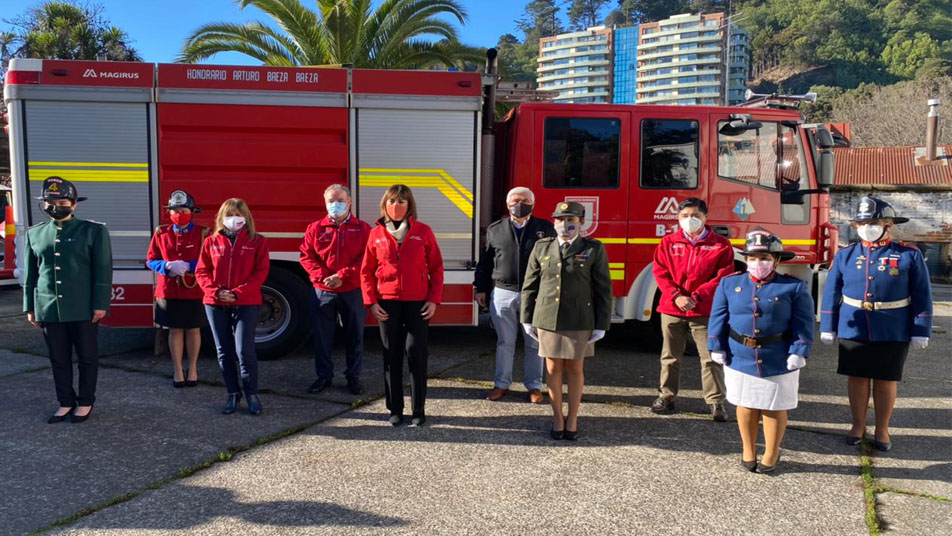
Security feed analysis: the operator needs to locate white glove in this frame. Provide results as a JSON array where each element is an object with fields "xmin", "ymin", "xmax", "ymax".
[
  {"xmin": 522, "ymin": 323, "xmax": 539, "ymax": 342},
  {"xmin": 820, "ymin": 332, "xmax": 836, "ymax": 345},
  {"xmin": 166, "ymin": 260, "xmax": 189, "ymax": 277},
  {"xmin": 910, "ymin": 336, "xmax": 929, "ymax": 349},
  {"xmin": 786, "ymin": 354, "xmax": 807, "ymax": 370},
  {"xmin": 710, "ymin": 351, "xmax": 727, "ymax": 365},
  {"xmin": 588, "ymin": 329, "xmax": 606, "ymax": 343}
]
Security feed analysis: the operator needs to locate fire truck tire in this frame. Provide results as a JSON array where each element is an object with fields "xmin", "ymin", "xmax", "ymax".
[{"xmin": 256, "ymin": 265, "xmax": 312, "ymax": 360}]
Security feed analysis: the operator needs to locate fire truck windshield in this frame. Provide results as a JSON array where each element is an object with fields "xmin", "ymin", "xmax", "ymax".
[{"xmin": 716, "ymin": 121, "xmax": 807, "ymax": 192}]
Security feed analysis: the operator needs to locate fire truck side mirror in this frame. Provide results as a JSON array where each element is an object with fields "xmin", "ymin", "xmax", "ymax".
[
  {"xmin": 719, "ymin": 114, "xmax": 763, "ymax": 136},
  {"xmin": 816, "ymin": 128, "xmax": 835, "ymax": 189}
]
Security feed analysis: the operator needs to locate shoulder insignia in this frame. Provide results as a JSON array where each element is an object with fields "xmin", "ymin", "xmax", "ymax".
[{"xmin": 896, "ymin": 241, "xmax": 919, "ymax": 251}]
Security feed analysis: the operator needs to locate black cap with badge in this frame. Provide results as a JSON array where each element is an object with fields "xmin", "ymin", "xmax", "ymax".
[
  {"xmin": 163, "ymin": 189, "xmax": 201, "ymax": 213},
  {"xmin": 552, "ymin": 201, "xmax": 585, "ymax": 219},
  {"xmin": 740, "ymin": 228, "xmax": 795, "ymax": 261},
  {"xmin": 851, "ymin": 196, "xmax": 908, "ymax": 224},
  {"xmin": 35, "ymin": 176, "xmax": 86, "ymax": 202}
]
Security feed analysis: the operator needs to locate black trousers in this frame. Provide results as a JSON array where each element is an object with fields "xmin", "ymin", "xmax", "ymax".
[
  {"xmin": 378, "ymin": 300, "xmax": 429, "ymax": 417},
  {"xmin": 42, "ymin": 321, "xmax": 100, "ymax": 406}
]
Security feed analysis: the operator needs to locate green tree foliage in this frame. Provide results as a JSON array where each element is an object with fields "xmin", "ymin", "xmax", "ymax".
[
  {"xmin": 0, "ymin": 1, "xmax": 141, "ymax": 74},
  {"xmin": 740, "ymin": 0, "xmax": 951, "ymax": 89},
  {"xmin": 616, "ymin": 0, "xmax": 690, "ymax": 25},
  {"xmin": 567, "ymin": 0, "xmax": 610, "ymax": 30},
  {"xmin": 180, "ymin": 0, "xmax": 482, "ymax": 69},
  {"xmin": 517, "ymin": 0, "xmax": 564, "ymax": 40}
]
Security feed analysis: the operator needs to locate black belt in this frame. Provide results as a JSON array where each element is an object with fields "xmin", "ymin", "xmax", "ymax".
[{"xmin": 729, "ymin": 328, "xmax": 791, "ymax": 349}]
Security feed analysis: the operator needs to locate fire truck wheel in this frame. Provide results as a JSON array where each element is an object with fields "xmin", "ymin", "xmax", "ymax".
[{"xmin": 256, "ymin": 265, "xmax": 311, "ymax": 360}]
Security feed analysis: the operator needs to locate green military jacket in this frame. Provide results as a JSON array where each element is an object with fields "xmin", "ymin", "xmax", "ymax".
[
  {"xmin": 23, "ymin": 217, "xmax": 113, "ymax": 323},
  {"xmin": 521, "ymin": 236, "xmax": 612, "ymax": 332}
]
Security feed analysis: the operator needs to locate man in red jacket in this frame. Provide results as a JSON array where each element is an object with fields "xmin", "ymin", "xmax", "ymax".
[
  {"xmin": 651, "ymin": 198, "xmax": 734, "ymax": 421},
  {"xmin": 299, "ymin": 185, "xmax": 372, "ymax": 395}
]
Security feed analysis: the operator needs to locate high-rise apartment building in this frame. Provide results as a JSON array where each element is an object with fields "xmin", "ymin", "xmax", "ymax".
[
  {"xmin": 536, "ymin": 14, "xmax": 750, "ymax": 106},
  {"xmin": 537, "ymin": 26, "xmax": 613, "ymax": 104},
  {"xmin": 612, "ymin": 25, "xmax": 639, "ymax": 104},
  {"xmin": 636, "ymin": 13, "xmax": 750, "ymax": 106}
]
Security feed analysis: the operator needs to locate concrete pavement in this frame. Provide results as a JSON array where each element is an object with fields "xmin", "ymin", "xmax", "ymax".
[{"xmin": 0, "ymin": 285, "xmax": 948, "ymax": 535}]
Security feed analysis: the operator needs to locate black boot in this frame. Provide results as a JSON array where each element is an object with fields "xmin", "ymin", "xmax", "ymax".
[
  {"xmin": 243, "ymin": 378, "xmax": 262, "ymax": 416},
  {"xmin": 247, "ymin": 394, "xmax": 263, "ymax": 416},
  {"xmin": 223, "ymin": 392, "xmax": 242, "ymax": 415}
]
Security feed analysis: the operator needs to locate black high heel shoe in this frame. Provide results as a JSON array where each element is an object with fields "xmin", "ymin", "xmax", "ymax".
[
  {"xmin": 47, "ymin": 405, "xmax": 76, "ymax": 424},
  {"xmin": 563, "ymin": 417, "xmax": 579, "ymax": 441},
  {"xmin": 741, "ymin": 458, "xmax": 758, "ymax": 472},
  {"xmin": 247, "ymin": 394, "xmax": 263, "ymax": 416},
  {"xmin": 223, "ymin": 393, "xmax": 242, "ymax": 415},
  {"xmin": 70, "ymin": 405, "xmax": 94, "ymax": 423},
  {"xmin": 184, "ymin": 369, "xmax": 198, "ymax": 388},
  {"xmin": 550, "ymin": 416, "xmax": 565, "ymax": 440}
]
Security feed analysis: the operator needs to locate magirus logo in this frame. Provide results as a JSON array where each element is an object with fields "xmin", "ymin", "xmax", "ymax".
[
  {"xmin": 83, "ymin": 69, "xmax": 139, "ymax": 79},
  {"xmin": 653, "ymin": 197, "xmax": 680, "ymax": 220}
]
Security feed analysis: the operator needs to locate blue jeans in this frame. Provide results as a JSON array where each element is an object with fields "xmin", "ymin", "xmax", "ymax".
[
  {"xmin": 310, "ymin": 288, "xmax": 366, "ymax": 381},
  {"xmin": 490, "ymin": 288, "xmax": 543, "ymax": 390},
  {"xmin": 205, "ymin": 305, "xmax": 259, "ymax": 395}
]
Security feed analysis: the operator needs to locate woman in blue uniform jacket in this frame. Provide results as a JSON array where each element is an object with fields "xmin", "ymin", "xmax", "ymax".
[
  {"xmin": 820, "ymin": 196, "xmax": 932, "ymax": 452},
  {"xmin": 708, "ymin": 230, "xmax": 814, "ymax": 474}
]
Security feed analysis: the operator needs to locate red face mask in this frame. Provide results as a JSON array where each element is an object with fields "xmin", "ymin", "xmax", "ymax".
[
  {"xmin": 386, "ymin": 204, "xmax": 408, "ymax": 222},
  {"xmin": 170, "ymin": 212, "xmax": 192, "ymax": 227}
]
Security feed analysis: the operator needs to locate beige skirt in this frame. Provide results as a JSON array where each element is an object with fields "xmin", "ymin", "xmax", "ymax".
[{"xmin": 538, "ymin": 329, "xmax": 594, "ymax": 360}]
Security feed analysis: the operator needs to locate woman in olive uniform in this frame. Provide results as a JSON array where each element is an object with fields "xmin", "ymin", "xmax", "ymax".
[
  {"xmin": 24, "ymin": 176, "xmax": 113, "ymax": 424},
  {"xmin": 521, "ymin": 201, "xmax": 612, "ymax": 440}
]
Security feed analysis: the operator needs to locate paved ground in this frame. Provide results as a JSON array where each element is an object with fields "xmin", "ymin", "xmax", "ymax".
[{"xmin": 1, "ymin": 285, "xmax": 949, "ymax": 535}]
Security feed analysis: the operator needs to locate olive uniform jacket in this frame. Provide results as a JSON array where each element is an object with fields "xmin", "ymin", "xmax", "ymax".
[
  {"xmin": 521, "ymin": 236, "xmax": 612, "ymax": 332},
  {"xmin": 24, "ymin": 217, "xmax": 113, "ymax": 323}
]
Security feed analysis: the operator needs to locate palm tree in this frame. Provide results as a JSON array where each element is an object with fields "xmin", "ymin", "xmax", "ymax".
[
  {"xmin": 180, "ymin": 0, "xmax": 484, "ymax": 69},
  {"xmin": 6, "ymin": 2, "xmax": 141, "ymax": 63}
]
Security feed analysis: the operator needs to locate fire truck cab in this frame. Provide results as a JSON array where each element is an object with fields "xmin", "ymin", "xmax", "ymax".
[{"xmin": 3, "ymin": 57, "xmax": 836, "ymax": 359}]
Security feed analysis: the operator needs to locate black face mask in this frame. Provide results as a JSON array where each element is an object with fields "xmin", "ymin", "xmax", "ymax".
[
  {"xmin": 43, "ymin": 203, "xmax": 73, "ymax": 221},
  {"xmin": 509, "ymin": 203, "xmax": 533, "ymax": 219}
]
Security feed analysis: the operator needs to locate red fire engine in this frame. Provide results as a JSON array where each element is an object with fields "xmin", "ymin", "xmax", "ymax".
[{"xmin": 3, "ymin": 55, "xmax": 837, "ymax": 358}]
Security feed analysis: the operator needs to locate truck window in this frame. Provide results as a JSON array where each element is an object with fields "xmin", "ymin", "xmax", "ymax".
[
  {"xmin": 543, "ymin": 117, "xmax": 620, "ymax": 189},
  {"xmin": 779, "ymin": 124, "xmax": 810, "ymax": 224},
  {"xmin": 639, "ymin": 119, "xmax": 699, "ymax": 189}
]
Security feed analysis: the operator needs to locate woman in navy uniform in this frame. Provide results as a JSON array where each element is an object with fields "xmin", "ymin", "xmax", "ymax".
[
  {"xmin": 821, "ymin": 196, "xmax": 932, "ymax": 452},
  {"xmin": 521, "ymin": 201, "xmax": 612, "ymax": 440},
  {"xmin": 708, "ymin": 230, "xmax": 814, "ymax": 473},
  {"xmin": 24, "ymin": 177, "xmax": 112, "ymax": 423},
  {"xmin": 146, "ymin": 190, "xmax": 208, "ymax": 388}
]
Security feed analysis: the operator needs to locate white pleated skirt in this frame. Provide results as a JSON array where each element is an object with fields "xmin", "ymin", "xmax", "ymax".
[{"xmin": 724, "ymin": 366, "xmax": 800, "ymax": 411}]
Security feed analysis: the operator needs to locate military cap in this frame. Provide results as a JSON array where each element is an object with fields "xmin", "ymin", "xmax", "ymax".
[
  {"xmin": 851, "ymin": 196, "xmax": 908, "ymax": 224},
  {"xmin": 35, "ymin": 176, "xmax": 86, "ymax": 202},
  {"xmin": 552, "ymin": 201, "xmax": 585, "ymax": 219}
]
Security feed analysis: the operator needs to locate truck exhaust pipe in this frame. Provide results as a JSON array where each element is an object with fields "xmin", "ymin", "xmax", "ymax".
[
  {"xmin": 479, "ymin": 49, "xmax": 499, "ymax": 234},
  {"xmin": 926, "ymin": 98, "xmax": 940, "ymax": 161}
]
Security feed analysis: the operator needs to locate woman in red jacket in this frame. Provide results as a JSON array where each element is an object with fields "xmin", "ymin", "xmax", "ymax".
[
  {"xmin": 146, "ymin": 190, "xmax": 207, "ymax": 388},
  {"xmin": 195, "ymin": 198, "xmax": 270, "ymax": 416},
  {"xmin": 361, "ymin": 185, "xmax": 443, "ymax": 427}
]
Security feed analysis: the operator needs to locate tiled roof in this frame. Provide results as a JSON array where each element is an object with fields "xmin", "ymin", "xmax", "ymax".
[{"xmin": 833, "ymin": 145, "xmax": 952, "ymax": 186}]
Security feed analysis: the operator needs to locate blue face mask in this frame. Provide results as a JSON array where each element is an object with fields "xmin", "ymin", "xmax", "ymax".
[{"xmin": 326, "ymin": 201, "xmax": 348, "ymax": 218}]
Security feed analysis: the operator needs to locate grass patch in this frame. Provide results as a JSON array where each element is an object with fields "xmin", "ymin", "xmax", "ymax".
[{"xmin": 860, "ymin": 450, "xmax": 882, "ymax": 536}]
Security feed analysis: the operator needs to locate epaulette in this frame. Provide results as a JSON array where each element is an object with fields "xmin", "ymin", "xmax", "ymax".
[
  {"xmin": 86, "ymin": 219, "xmax": 107, "ymax": 226},
  {"xmin": 537, "ymin": 237, "xmax": 556, "ymax": 243},
  {"xmin": 896, "ymin": 241, "xmax": 919, "ymax": 251}
]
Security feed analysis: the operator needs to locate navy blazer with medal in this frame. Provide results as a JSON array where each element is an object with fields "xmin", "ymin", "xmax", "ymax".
[
  {"xmin": 708, "ymin": 272, "xmax": 815, "ymax": 378},
  {"xmin": 820, "ymin": 239, "xmax": 932, "ymax": 341}
]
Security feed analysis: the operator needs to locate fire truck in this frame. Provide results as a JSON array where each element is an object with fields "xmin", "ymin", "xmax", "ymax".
[{"xmin": 3, "ymin": 54, "xmax": 837, "ymax": 358}]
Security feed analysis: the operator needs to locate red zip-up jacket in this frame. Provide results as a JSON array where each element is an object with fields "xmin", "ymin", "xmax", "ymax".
[
  {"xmin": 299, "ymin": 214, "xmax": 372, "ymax": 293},
  {"xmin": 146, "ymin": 224, "xmax": 208, "ymax": 300},
  {"xmin": 652, "ymin": 227, "xmax": 734, "ymax": 317},
  {"xmin": 195, "ymin": 229, "xmax": 270, "ymax": 306},
  {"xmin": 360, "ymin": 218, "xmax": 444, "ymax": 305}
]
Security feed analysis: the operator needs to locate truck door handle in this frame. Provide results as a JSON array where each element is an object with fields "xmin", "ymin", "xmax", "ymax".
[{"xmin": 712, "ymin": 225, "xmax": 731, "ymax": 239}]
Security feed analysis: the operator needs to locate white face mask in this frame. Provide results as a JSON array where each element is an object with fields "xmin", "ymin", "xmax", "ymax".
[
  {"xmin": 679, "ymin": 216, "xmax": 703, "ymax": 234},
  {"xmin": 223, "ymin": 216, "xmax": 246, "ymax": 232},
  {"xmin": 857, "ymin": 224, "xmax": 884, "ymax": 243}
]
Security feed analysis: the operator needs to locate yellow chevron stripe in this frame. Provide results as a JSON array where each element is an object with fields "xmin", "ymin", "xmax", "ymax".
[
  {"xmin": 360, "ymin": 168, "xmax": 474, "ymax": 202},
  {"xmin": 359, "ymin": 175, "xmax": 473, "ymax": 219},
  {"xmin": 29, "ymin": 161, "xmax": 148, "ymax": 168},
  {"xmin": 28, "ymin": 169, "xmax": 148, "ymax": 183}
]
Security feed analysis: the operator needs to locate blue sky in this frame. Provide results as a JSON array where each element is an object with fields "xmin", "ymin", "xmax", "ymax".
[{"xmin": 0, "ymin": 0, "xmax": 542, "ymax": 65}]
